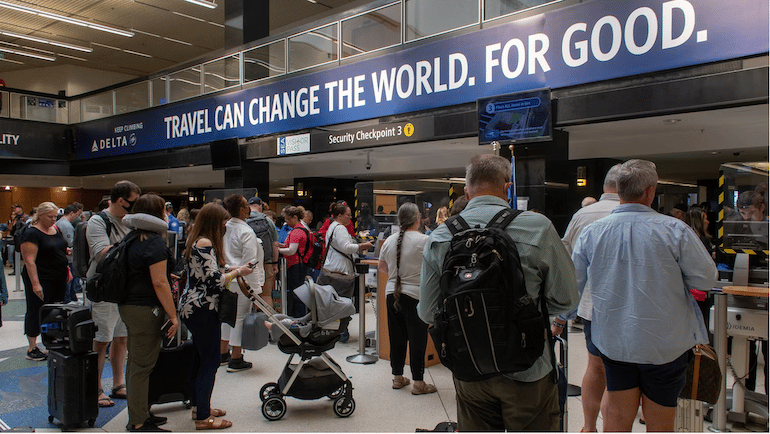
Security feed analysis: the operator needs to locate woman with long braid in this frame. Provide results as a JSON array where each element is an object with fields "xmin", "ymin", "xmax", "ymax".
[{"xmin": 378, "ymin": 202, "xmax": 436, "ymax": 395}]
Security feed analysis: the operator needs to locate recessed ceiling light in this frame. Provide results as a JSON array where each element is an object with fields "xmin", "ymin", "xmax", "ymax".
[{"xmin": 663, "ymin": 119, "xmax": 681, "ymax": 124}]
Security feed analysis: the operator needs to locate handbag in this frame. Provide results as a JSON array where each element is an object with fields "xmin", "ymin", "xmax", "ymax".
[
  {"xmin": 317, "ymin": 268, "xmax": 357, "ymax": 298},
  {"xmin": 317, "ymin": 223, "xmax": 357, "ymax": 298},
  {"xmin": 217, "ymin": 285, "xmax": 239, "ymax": 328},
  {"xmin": 679, "ymin": 344, "xmax": 722, "ymax": 404}
]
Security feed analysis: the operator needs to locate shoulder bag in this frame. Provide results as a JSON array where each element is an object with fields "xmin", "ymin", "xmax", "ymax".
[
  {"xmin": 217, "ymin": 274, "xmax": 240, "ymax": 328},
  {"xmin": 317, "ymin": 224, "xmax": 357, "ymax": 298}
]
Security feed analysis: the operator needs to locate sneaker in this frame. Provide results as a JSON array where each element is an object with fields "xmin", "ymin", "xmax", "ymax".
[
  {"xmin": 339, "ymin": 331, "xmax": 350, "ymax": 343},
  {"xmin": 219, "ymin": 352, "xmax": 231, "ymax": 366},
  {"xmin": 226, "ymin": 356, "xmax": 252, "ymax": 372},
  {"xmin": 26, "ymin": 347, "xmax": 47, "ymax": 361}
]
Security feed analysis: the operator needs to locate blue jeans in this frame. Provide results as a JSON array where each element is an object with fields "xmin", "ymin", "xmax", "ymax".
[{"xmin": 182, "ymin": 307, "xmax": 221, "ymax": 420}]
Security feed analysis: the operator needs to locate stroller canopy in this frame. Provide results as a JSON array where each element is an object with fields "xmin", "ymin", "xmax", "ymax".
[{"xmin": 294, "ymin": 279, "xmax": 356, "ymax": 328}]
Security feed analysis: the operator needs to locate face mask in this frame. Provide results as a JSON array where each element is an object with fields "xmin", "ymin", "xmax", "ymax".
[{"xmin": 123, "ymin": 199, "xmax": 136, "ymax": 213}]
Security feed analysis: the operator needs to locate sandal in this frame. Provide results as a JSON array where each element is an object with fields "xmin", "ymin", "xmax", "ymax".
[
  {"xmin": 411, "ymin": 383, "xmax": 438, "ymax": 395},
  {"xmin": 192, "ymin": 408, "xmax": 226, "ymax": 420},
  {"xmin": 195, "ymin": 417, "xmax": 232, "ymax": 430},
  {"xmin": 392, "ymin": 377, "xmax": 411, "ymax": 389},
  {"xmin": 98, "ymin": 389, "xmax": 115, "ymax": 407},
  {"xmin": 110, "ymin": 384, "xmax": 127, "ymax": 399}
]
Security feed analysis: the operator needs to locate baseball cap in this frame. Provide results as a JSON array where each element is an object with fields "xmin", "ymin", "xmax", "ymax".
[{"xmin": 248, "ymin": 197, "xmax": 263, "ymax": 205}]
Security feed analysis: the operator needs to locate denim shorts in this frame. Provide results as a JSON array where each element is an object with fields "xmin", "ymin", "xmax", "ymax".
[
  {"xmin": 600, "ymin": 350, "xmax": 690, "ymax": 407},
  {"xmin": 583, "ymin": 319, "xmax": 600, "ymax": 357}
]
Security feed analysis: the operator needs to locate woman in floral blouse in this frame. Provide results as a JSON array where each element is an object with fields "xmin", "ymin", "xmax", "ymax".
[{"xmin": 179, "ymin": 203, "xmax": 254, "ymax": 430}]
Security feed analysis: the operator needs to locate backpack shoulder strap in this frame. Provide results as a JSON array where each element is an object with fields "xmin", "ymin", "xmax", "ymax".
[
  {"xmin": 96, "ymin": 211, "xmax": 113, "ymax": 238},
  {"xmin": 486, "ymin": 208, "xmax": 522, "ymax": 230},
  {"xmin": 445, "ymin": 214, "xmax": 470, "ymax": 235},
  {"xmin": 295, "ymin": 227, "xmax": 312, "ymax": 261}
]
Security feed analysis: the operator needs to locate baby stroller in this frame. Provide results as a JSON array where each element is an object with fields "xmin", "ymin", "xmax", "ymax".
[{"xmin": 255, "ymin": 277, "xmax": 356, "ymax": 421}]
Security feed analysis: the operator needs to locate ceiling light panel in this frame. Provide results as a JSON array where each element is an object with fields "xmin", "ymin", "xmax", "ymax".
[
  {"xmin": 0, "ymin": 47, "xmax": 55, "ymax": 61},
  {"xmin": 0, "ymin": 1, "xmax": 134, "ymax": 37},
  {"xmin": 0, "ymin": 30, "xmax": 92, "ymax": 52},
  {"xmin": 184, "ymin": 0, "xmax": 217, "ymax": 9}
]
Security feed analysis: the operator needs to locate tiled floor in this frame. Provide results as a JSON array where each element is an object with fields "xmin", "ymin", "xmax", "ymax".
[{"xmin": 0, "ymin": 266, "xmax": 767, "ymax": 432}]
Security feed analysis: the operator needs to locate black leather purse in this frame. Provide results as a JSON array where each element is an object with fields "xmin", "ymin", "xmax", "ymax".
[{"xmin": 217, "ymin": 287, "xmax": 239, "ymax": 328}]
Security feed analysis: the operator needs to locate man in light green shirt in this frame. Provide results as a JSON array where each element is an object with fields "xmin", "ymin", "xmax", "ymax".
[{"xmin": 419, "ymin": 154, "xmax": 579, "ymax": 431}]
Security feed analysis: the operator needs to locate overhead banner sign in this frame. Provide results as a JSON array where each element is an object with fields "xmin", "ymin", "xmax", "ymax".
[
  {"xmin": 0, "ymin": 119, "xmax": 69, "ymax": 161},
  {"xmin": 75, "ymin": 0, "xmax": 768, "ymax": 160}
]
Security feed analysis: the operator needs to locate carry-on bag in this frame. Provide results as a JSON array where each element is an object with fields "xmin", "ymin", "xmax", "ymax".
[
  {"xmin": 47, "ymin": 349, "xmax": 98, "ymax": 430},
  {"xmin": 40, "ymin": 304, "xmax": 96, "ymax": 355},
  {"xmin": 147, "ymin": 318, "xmax": 197, "ymax": 407},
  {"xmin": 242, "ymin": 310, "xmax": 269, "ymax": 351}
]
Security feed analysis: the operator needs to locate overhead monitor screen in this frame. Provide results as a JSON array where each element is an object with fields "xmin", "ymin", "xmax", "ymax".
[{"xmin": 478, "ymin": 88, "xmax": 552, "ymax": 145}]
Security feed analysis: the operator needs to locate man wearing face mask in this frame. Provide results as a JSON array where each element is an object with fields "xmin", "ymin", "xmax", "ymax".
[{"xmin": 86, "ymin": 180, "xmax": 142, "ymax": 409}]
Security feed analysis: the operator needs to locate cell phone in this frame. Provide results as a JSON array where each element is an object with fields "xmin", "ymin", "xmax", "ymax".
[{"xmin": 248, "ymin": 262, "xmax": 257, "ymax": 269}]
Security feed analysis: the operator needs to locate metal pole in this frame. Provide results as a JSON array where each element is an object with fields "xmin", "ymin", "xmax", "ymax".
[
  {"xmin": 347, "ymin": 262, "xmax": 377, "ymax": 364},
  {"xmin": 279, "ymin": 257, "xmax": 287, "ymax": 315},
  {"xmin": 709, "ymin": 291, "xmax": 729, "ymax": 432},
  {"xmin": 14, "ymin": 250, "xmax": 21, "ymax": 292}
]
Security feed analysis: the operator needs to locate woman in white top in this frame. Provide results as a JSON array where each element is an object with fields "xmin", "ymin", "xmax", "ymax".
[
  {"xmin": 323, "ymin": 203, "xmax": 372, "ymax": 277},
  {"xmin": 220, "ymin": 194, "xmax": 264, "ymax": 372},
  {"xmin": 378, "ymin": 203, "xmax": 436, "ymax": 395}
]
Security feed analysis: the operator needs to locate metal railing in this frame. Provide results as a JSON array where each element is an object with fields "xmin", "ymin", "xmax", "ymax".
[{"xmin": 0, "ymin": 0, "xmax": 560, "ymax": 126}]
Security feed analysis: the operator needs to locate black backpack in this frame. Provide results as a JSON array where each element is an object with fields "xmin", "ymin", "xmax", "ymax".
[
  {"xmin": 246, "ymin": 215, "xmax": 275, "ymax": 263},
  {"xmin": 294, "ymin": 227, "xmax": 323, "ymax": 269},
  {"xmin": 72, "ymin": 211, "xmax": 112, "ymax": 279},
  {"xmin": 85, "ymin": 230, "xmax": 139, "ymax": 304},
  {"xmin": 431, "ymin": 208, "xmax": 551, "ymax": 382},
  {"xmin": 12, "ymin": 220, "xmax": 30, "ymax": 251}
]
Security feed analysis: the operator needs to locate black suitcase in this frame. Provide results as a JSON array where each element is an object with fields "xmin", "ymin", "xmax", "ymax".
[
  {"xmin": 47, "ymin": 349, "xmax": 98, "ymax": 430},
  {"xmin": 147, "ymin": 323, "xmax": 197, "ymax": 407}
]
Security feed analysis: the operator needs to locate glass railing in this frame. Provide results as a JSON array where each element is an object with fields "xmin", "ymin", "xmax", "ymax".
[{"xmin": 2, "ymin": 0, "xmax": 559, "ymax": 125}]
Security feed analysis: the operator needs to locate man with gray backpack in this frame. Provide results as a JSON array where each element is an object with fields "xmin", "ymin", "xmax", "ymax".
[
  {"xmin": 419, "ymin": 154, "xmax": 578, "ymax": 431},
  {"xmin": 246, "ymin": 197, "xmax": 279, "ymax": 307}
]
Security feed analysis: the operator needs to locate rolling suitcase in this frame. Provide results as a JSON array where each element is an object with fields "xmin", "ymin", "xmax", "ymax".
[
  {"xmin": 242, "ymin": 311, "xmax": 269, "ymax": 351},
  {"xmin": 47, "ymin": 349, "xmax": 98, "ymax": 430},
  {"xmin": 148, "ymin": 319, "xmax": 197, "ymax": 407}
]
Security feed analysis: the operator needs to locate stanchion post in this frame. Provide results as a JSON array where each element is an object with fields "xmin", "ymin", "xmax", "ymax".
[
  {"xmin": 347, "ymin": 262, "xmax": 377, "ymax": 364},
  {"xmin": 709, "ymin": 291, "xmax": 729, "ymax": 432},
  {"xmin": 14, "ymin": 250, "xmax": 21, "ymax": 292}
]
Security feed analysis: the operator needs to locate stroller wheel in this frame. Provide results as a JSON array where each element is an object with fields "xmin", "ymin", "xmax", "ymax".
[
  {"xmin": 333, "ymin": 397, "xmax": 355, "ymax": 417},
  {"xmin": 260, "ymin": 382, "xmax": 281, "ymax": 401},
  {"xmin": 262, "ymin": 396, "xmax": 287, "ymax": 421},
  {"xmin": 328, "ymin": 384, "xmax": 345, "ymax": 400}
]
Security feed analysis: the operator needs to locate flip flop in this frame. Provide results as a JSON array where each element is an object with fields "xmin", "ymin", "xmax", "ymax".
[
  {"xmin": 98, "ymin": 389, "xmax": 115, "ymax": 407},
  {"xmin": 110, "ymin": 384, "xmax": 127, "ymax": 399}
]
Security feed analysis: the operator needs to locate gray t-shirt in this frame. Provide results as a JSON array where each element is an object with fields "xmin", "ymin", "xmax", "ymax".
[
  {"xmin": 86, "ymin": 210, "xmax": 130, "ymax": 280},
  {"xmin": 55, "ymin": 218, "xmax": 74, "ymax": 247}
]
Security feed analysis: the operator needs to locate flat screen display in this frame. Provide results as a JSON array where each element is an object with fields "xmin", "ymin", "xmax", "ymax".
[
  {"xmin": 478, "ymin": 89, "xmax": 552, "ymax": 145},
  {"xmin": 209, "ymin": 138, "xmax": 241, "ymax": 169}
]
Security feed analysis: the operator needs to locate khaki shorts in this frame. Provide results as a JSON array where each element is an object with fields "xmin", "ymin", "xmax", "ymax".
[{"xmin": 87, "ymin": 299, "xmax": 128, "ymax": 342}]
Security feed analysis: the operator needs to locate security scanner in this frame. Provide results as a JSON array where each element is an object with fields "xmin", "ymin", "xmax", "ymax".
[{"xmin": 709, "ymin": 163, "xmax": 769, "ymax": 431}]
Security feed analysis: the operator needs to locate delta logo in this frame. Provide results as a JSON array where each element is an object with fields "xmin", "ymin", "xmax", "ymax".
[{"xmin": 91, "ymin": 133, "xmax": 137, "ymax": 153}]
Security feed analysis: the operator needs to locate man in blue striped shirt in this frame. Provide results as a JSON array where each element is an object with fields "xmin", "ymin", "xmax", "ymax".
[{"xmin": 572, "ymin": 159, "xmax": 717, "ymax": 432}]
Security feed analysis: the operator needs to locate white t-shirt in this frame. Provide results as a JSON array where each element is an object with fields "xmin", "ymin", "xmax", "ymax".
[{"xmin": 379, "ymin": 230, "xmax": 428, "ymax": 300}]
